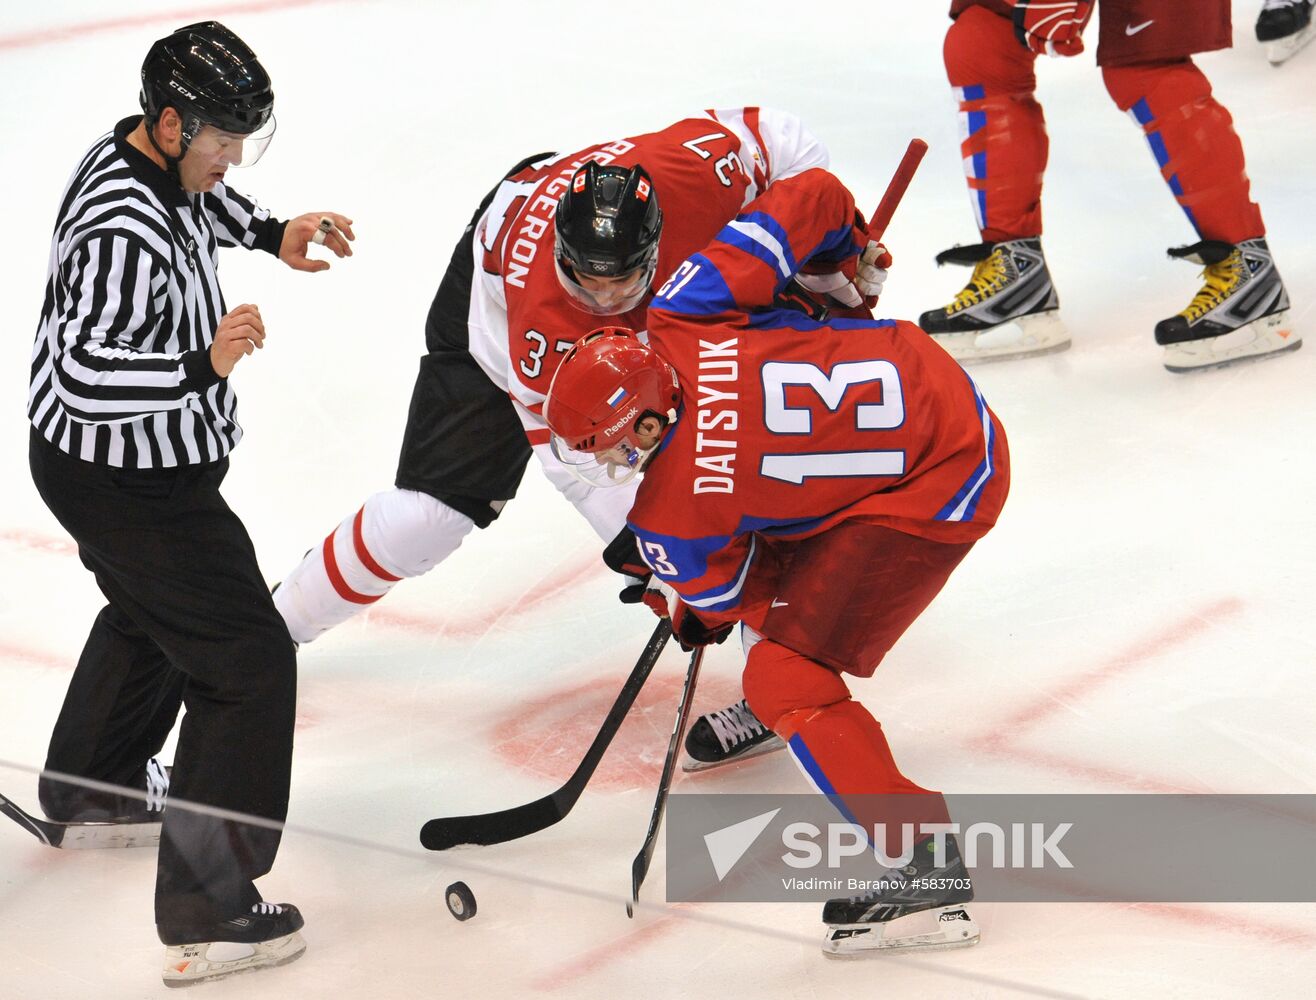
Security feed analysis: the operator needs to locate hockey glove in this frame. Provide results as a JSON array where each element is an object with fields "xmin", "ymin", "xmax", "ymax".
[
  {"xmin": 795, "ymin": 242, "xmax": 892, "ymax": 312},
  {"xmin": 641, "ymin": 578, "xmax": 733, "ymax": 651},
  {"xmin": 603, "ymin": 527, "xmax": 652, "ymax": 605},
  {"xmin": 1012, "ymin": 0, "xmax": 1093, "ymax": 57},
  {"xmin": 794, "ymin": 265, "xmax": 865, "ymax": 309},
  {"xmin": 856, "ymin": 242, "xmax": 892, "ymax": 299},
  {"xmin": 774, "ymin": 277, "xmax": 831, "ymax": 321}
]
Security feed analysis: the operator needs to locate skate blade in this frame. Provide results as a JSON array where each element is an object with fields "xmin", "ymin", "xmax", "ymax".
[
  {"xmin": 823, "ymin": 905, "xmax": 981, "ymax": 958},
  {"xmin": 932, "ymin": 311, "xmax": 1070, "ymax": 364},
  {"xmin": 1266, "ymin": 24, "xmax": 1315, "ymax": 65},
  {"xmin": 681, "ymin": 735, "xmax": 786, "ymax": 773},
  {"xmin": 1163, "ymin": 310, "xmax": 1301, "ymax": 373},
  {"xmin": 55, "ymin": 821, "xmax": 161, "ymax": 850},
  {"xmin": 162, "ymin": 931, "xmax": 307, "ymax": 988}
]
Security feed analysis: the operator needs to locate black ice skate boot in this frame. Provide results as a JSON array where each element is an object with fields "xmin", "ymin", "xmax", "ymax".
[
  {"xmin": 39, "ymin": 757, "xmax": 170, "ymax": 825},
  {"xmin": 1257, "ymin": 0, "xmax": 1315, "ymax": 64},
  {"xmin": 918, "ymin": 238, "xmax": 1069, "ymax": 363},
  {"xmin": 160, "ymin": 901, "xmax": 307, "ymax": 988},
  {"xmin": 682, "ymin": 698, "xmax": 785, "ymax": 772},
  {"xmin": 822, "ymin": 835, "xmax": 979, "ymax": 957},
  {"xmin": 1155, "ymin": 238, "xmax": 1300, "ymax": 373}
]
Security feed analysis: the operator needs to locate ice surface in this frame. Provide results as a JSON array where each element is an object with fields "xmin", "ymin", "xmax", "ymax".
[{"xmin": 1, "ymin": 2, "xmax": 1313, "ymax": 997}]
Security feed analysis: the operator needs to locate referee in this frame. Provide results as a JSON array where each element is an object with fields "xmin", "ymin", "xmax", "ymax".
[{"xmin": 25, "ymin": 22, "xmax": 353, "ymax": 987}]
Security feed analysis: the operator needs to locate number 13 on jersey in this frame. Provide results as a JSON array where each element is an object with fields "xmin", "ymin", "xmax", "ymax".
[{"xmin": 759, "ymin": 359, "xmax": 906, "ymax": 484}]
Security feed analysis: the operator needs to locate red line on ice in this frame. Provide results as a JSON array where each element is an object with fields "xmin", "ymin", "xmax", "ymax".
[
  {"xmin": 363, "ymin": 551, "xmax": 604, "ymax": 639},
  {"xmin": 0, "ymin": 530, "xmax": 77, "ymax": 557},
  {"xmin": 529, "ymin": 915, "xmax": 680, "ymax": 992},
  {"xmin": 967, "ymin": 597, "xmax": 1316, "ymax": 952},
  {"xmin": 3, "ymin": 526, "xmax": 603, "ymax": 639},
  {"xmin": 1130, "ymin": 902, "xmax": 1316, "ymax": 947},
  {"xmin": 982, "ymin": 596, "xmax": 1245, "ymax": 744},
  {"xmin": 0, "ymin": 0, "xmax": 349, "ymax": 51},
  {"xmin": 972, "ymin": 742, "xmax": 1206, "ymax": 793},
  {"xmin": 0, "ymin": 641, "xmax": 69, "ymax": 672},
  {"xmin": 971, "ymin": 597, "xmax": 1248, "ymax": 789}
]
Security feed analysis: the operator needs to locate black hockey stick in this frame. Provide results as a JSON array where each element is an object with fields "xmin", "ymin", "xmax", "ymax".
[
  {"xmin": 626, "ymin": 643, "xmax": 706, "ymax": 917},
  {"xmin": 420, "ymin": 618, "xmax": 673, "ymax": 850},
  {"xmin": 0, "ymin": 789, "xmax": 160, "ymax": 850}
]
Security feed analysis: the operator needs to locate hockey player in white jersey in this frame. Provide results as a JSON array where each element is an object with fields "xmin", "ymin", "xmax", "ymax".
[{"xmin": 274, "ymin": 110, "xmax": 839, "ymax": 763}]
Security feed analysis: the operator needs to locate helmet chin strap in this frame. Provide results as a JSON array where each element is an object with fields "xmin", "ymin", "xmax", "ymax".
[{"xmin": 144, "ymin": 112, "xmax": 197, "ymax": 179}]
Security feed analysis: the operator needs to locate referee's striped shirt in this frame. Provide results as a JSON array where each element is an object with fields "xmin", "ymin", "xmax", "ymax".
[{"xmin": 27, "ymin": 116, "xmax": 286, "ymax": 469}]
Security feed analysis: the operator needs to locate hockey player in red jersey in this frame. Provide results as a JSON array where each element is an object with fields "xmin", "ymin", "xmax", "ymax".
[
  {"xmin": 272, "ymin": 109, "xmax": 828, "ymax": 653},
  {"xmin": 920, "ymin": 0, "xmax": 1299, "ymax": 372},
  {"xmin": 543, "ymin": 167, "xmax": 1008, "ymax": 954}
]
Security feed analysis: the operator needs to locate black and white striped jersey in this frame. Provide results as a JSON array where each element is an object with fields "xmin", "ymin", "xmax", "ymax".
[{"xmin": 27, "ymin": 116, "xmax": 286, "ymax": 469}]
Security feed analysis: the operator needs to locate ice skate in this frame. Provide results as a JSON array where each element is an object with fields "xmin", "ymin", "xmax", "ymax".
[
  {"xmin": 1257, "ymin": 0, "xmax": 1315, "ymax": 64},
  {"xmin": 39, "ymin": 757, "xmax": 170, "ymax": 824},
  {"xmin": 7, "ymin": 758, "xmax": 172, "ymax": 848},
  {"xmin": 918, "ymin": 238, "xmax": 1069, "ymax": 363},
  {"xmin": 682, "ymin": 698, "xmax": 785, "ymax": 772},
  {"xmin": 1156, "ymin": 238, "xmax": 1299, "ymax": 373},
  {"xmin": 160, "ymin": 901, "xmax": 306, "ymax": 988},
  {"xmin": 822, "ymin": 836, "xmax": 979, "ymax": 957}
]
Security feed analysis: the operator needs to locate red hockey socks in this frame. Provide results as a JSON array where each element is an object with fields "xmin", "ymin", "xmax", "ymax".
[
  {"xmin": 1103, "ymin": 59, "xmax": 1265, "ymax": 244},
  {"xmin": 743, "ymin": 640, "xmax": 949, "ymax": 858},
  {"xmin": 943, "ymin": 5, "xmax": 1049, "ymax": 242}
]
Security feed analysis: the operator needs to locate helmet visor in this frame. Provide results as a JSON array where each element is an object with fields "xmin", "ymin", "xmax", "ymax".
[
  {"xmin": 554, "ymin": 255, "xmax": 655, "ymax": 317},
  {"xmin": 549, "ymin": 434, "xmax": 646, "ymax": 488},
  {"xmin": 190, "ymin": 117, "xmax": 277, "ymax": 167}
]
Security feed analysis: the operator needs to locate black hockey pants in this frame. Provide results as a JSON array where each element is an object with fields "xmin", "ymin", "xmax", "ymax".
[{"xmin": 28, "ymin": 430, "xmax": 297, "ymax": 934}]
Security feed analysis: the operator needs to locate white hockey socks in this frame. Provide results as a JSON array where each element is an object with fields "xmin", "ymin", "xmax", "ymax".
[{"xmin": 273, "ymin": 489, "xmax": 475, "ymax": 645}]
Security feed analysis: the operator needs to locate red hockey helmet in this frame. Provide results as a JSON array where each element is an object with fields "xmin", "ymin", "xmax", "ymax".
[{"xmin": 544, "ymin": 327, "xmax": 682, "ymax": 486}]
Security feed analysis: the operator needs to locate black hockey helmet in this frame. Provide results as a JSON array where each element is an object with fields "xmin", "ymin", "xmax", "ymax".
[
  {"xmin": 140, "ymin": 21, "xmax": 274, "ymax": 147},
  {"xmin": 555, "ymin": 162, "xmax": 663, "ymax": 279}
]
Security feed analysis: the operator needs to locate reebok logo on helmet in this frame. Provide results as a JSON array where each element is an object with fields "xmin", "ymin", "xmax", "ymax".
[{"xmin": 604, "ymin": 404, "xmax": 641, "ymax": 437}]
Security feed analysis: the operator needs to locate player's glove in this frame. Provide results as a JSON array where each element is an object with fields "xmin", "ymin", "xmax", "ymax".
[
  {"xmin": 794, "ymin": 242, "xmax": 892, "ymax": 311},
  {"xmin": 774, "ymin": 277, "xmax": 831, "ymax": 321},
  {"xmin": 641, "ymin": 578, "xmax": 733, "ymax": 651},
  {"xmin": 1012, "ymin": 0, "xmax": 1093, "ymax": 57},
  {"xmin": 794, "ymin": 264, "xmax": 865, "ymax": 309},
  {"xmin": 856, "ymin": 242, "xmax": 892, "ymax": 299},
  {"xmin": 603, "ymin": 527, "xmax": 651, "ymax": 605}
]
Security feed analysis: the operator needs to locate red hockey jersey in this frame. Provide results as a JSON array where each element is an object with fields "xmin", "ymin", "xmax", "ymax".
[
  {"xmin": 627, "ymin": 169, "xmax": 1010, "ymax": 625},
  {"xmin": 464, "ymin": 109, "xmax": 828, "ymax": 436}
]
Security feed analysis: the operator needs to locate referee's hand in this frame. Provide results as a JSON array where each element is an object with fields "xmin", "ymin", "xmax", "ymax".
[
  {"xmin": 281, "ymin": 212, "xmax": 355, "ymax": 273},
  {"xmin": 210, "ymin": 304, "xmax": 266, "ymax": 378}
]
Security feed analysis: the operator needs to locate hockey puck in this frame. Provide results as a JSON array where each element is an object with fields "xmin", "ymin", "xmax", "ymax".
[{"xmin": 444, "ymin": 881, "xmax": 477, "ymax": 921}]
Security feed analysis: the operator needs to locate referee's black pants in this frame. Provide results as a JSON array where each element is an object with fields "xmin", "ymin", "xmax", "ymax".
[{"xmin": 29, "ymin": 430, "xmax": 297, "ymax": 934}]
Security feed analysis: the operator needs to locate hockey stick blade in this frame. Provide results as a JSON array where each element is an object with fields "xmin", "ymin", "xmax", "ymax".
[
  {"xmin": 867, "ymin": 138, "xmax": 928, "ymax": 242},
  {"xmin": 0, "ymin": 789, "xmax": 160, "ymax": 850},
  {"xmin": 627, "ymin": 644, "xmax": 705, "ymax": 917},
  {"xmin": 420, "ymin": 619, "xmax": 673, "ymax": 851}
]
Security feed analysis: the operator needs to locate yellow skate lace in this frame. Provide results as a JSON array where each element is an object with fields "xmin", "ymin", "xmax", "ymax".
[
  {"xmin": 947, "ymin": 249, "xmax": 1008, "ymax": 315},
  {"xmin": 1180, "ymin": 250, "xmax": 1244, "ymax": 322}
]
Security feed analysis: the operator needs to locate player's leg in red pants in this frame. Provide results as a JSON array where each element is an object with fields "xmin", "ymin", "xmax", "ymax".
[
  {"xmin": 1102, "ymin": 59, "xmax": 1265, "ymax": 243},
  {"xmin": 741, "ymin": 640, "xmax": 950, "ymax": 860},
  {"xmin": 943, "ymin": 5, "xmax": 1048, "ymax": 242}
]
